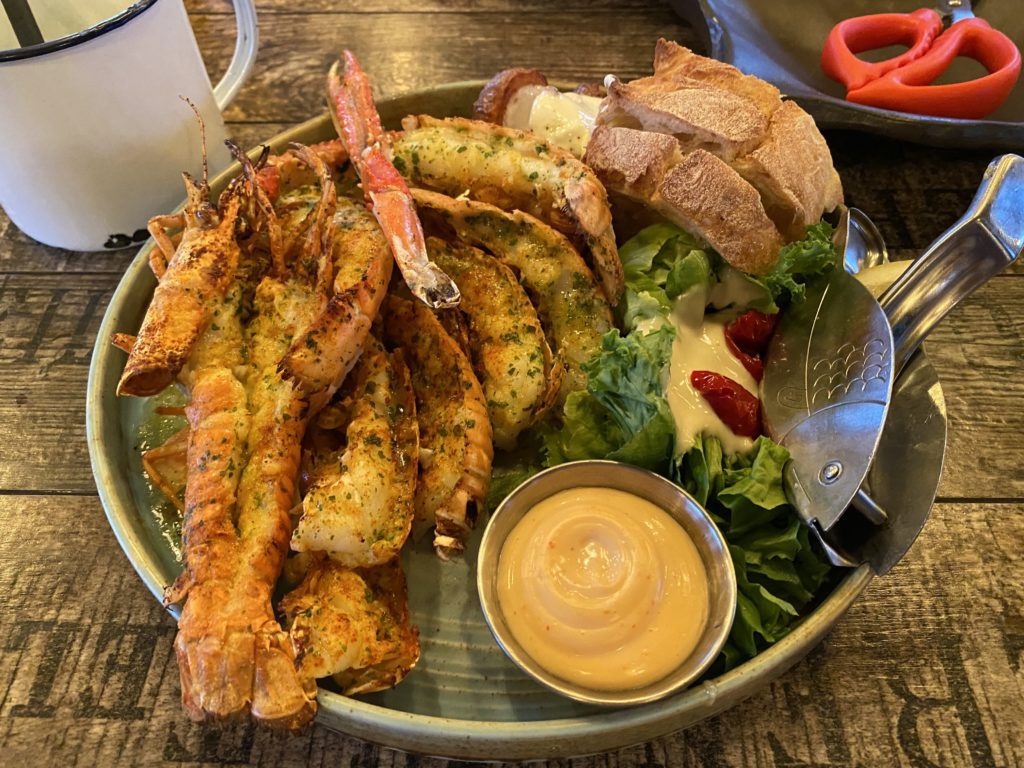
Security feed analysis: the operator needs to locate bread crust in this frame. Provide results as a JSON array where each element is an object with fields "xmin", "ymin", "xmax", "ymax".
[
  {"xmin": 732, "ymin": 100, "xmax": 844, "ymax": 241},
  {"xmin": 588, "ymin": 40, "xmax": 841, "ymax": 273},
  {"xmin": 655, "ymin": 150, "xmax": 783, "ymax": 275},
  {"xmin": 584, "ymin": 125, "xmax": 680, "ymax": 199},
  {"xmin": 652, "ymin": 39, "xmax": 781, "ymax": 122},
  {"xmin": 602, "ymin": 81, "xmax": 768, "ymax": 161}
]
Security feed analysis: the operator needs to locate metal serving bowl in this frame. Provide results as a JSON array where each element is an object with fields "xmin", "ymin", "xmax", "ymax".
[{"xmin": 477, "ymin": 460, "xmax": 737, "ymax": 707}]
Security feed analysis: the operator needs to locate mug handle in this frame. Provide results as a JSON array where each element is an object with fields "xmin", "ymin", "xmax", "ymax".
[{"xmin": 212, "ymin": 0, "xmax": 259, "ymax": 110}]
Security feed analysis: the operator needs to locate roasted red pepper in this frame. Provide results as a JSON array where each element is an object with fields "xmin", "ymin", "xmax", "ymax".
[
  {"xmin": 690, "ymin": 370, "xmax": 762, "ymax": 438},
  {"xmin": 725, "ymin": 310, "xmax": 778, "ymax": 356},
  {"xmin": 724, "ymin": 335, "xmax": 764, "ymax": 382},
  {"xmin": 723, "ymin": 310, "xmax": 778, "ymax": 382}
]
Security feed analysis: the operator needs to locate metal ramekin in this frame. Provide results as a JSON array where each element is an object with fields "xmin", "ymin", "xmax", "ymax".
[{"xmin": 476, "ymin": 460, "xmax": 738, "ymax": 706}]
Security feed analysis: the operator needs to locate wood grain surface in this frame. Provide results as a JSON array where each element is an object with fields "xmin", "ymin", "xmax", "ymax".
[{"xmin": 1, "ymin": 1, "xmax": 1021, "ymax": 766}]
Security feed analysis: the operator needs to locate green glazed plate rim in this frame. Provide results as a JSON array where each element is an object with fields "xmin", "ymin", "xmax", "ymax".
[{"xmin": 88, "ymin": 80, "xmax": 929, "ymax": 761}]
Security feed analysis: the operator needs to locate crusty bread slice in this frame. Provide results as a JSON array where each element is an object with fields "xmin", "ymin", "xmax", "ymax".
[
  {"xmin": 651, "ymin": 39, "xmax": 782, "ymax": 122},
  {"xmin": 584, "ymin": 125, "xmax": 681, "ymax": 199},
  {"xmin": 474, "ymin": 41, "xmax": 842, "ymax": 275},
  {"xmin": 598, "ymin": 40, "xmax": 783, "ymax": 162},
  {"xmin": 587, "ymin": 41, "xmax": 841, "ymax": 273},
  {"xmin": 655, "ymin": 150, "xmax": 784, "ymax": 275},
  {"xmin": 586, "ymin": 127, "xmax": 786, "ymax": 274},
  {"xmin": 601, "ymin": 81, "xmax": 769, "ymax": 161},
  {"xmin": 732, "ymin": 100, "xmax": 844, "ymax": 242}
]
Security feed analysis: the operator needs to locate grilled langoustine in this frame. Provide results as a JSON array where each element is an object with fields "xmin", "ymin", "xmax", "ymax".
[
  {"xmin": 164, "ymin": 145, "xmax": 338, "ymax": 729},
  {"xmin": 282, "ymin": 556, "xmax": 420, "ymax": 695},
  {"xmin": 282, "ymin": 338, "xmax": 421, "ymax": 692},
  {"xmin": 426, "ymin": 236, "xmax": 558, "ymax": 450},
  {"xmin": 126, "ymin": 140, "xmax": 397, "ymax": 729},
  {"xmin": 291, "ymin": 337, "xmax": 419, "ymax": 567},
  {"xmin": 393, "ymin": 113, "xmax": 624, "ymax": 304},
  {"xmin": 118, "ymin": 171, "xmax": 244, "ymax": 397},
  {"xmin": 384, "ymin": 293, "xmax": 493, "ymax": 559},
  {"xmin": 414, "ymin": 188, "xmax": 613, "ymax": 402}
]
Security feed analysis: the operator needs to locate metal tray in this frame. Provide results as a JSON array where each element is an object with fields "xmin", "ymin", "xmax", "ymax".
[
  {"xmin": 86, "ymin": 82, "xmax": 947, "ymax": 760},
  {"xmin": 671, "ymin": 0, "xmax": 1024, "ymax": 149}
]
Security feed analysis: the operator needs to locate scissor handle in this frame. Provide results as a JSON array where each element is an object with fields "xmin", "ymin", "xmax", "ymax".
[
  {"xmin": 847, "ymin": 18, "xmax": 1022, "ymax": 119},
  {"xmin": 822, "ymin": 8, "xmax": 943, "ymax": 91}
]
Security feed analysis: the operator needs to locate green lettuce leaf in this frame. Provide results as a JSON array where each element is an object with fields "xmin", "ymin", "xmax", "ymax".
[
  {"xmin": 621, "ymin": 220, "xmax": 838, "ymax": 319},
  {"xmin": 619, "ymin": 224, "xmax": 713, "ymax": 331},
  {"xmin": 485, "ymin": 462, "xmax": 542, "ymax": 511},
  {"xmin": 748, "ymin": 221, "xmax": 838, "ymax": 311},
  {"xmin": 677, "ymin": 435, "xmax": 834, "ymax": 670},
  {"xmin": 544, "ymin": 325, "xmax": 676, "ymax": 472}
]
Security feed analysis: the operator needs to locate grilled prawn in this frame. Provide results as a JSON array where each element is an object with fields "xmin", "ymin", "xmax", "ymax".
[
  {"xmin": 282, "ymin": 556, "xmax": 420, "ymax": 695},
  {"xmin": 427, "ymin": 237, "xmax": 558, "ymax": 449},
  {"xmin": 162, "ymin": 143, "xmax": 398, "ymax": 730},
  {"xmin": 414, "ymin": 189, "xmax": 613, "ymax": 402},
  {"xmin": 280, "ymin": 196, "xmax": 394, "ymax": 414},
  {"xmin": 118, "ymin": 172, "xmax": 244, "ymax": 397},
  {"xmin": 165, "ymin": 146, "xmax": 339, "ymax": 729},
  {"xmin": 384, "ymin": 294, "xmax": 493, "ymax": 559},
  {"xmin": 393, "ymin": 114, "xmax": 624, "ymax": 304},
  {"xmin": 291, "ymin": 338, "xmax": 419, "ymax": 567}
]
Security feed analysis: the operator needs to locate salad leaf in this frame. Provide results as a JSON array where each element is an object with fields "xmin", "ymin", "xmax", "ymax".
[
  {"xmin": 620, "ymin": 221, "xmax": 838, "ymax": 320},
  {"xmin": 619, "ymin": 224, "xmax": 712, "ymax": 331},
  {"xmin": 748, "ymin": 221, "xmax": 838, "ymax": 311},
  {"xmin": 676, "ymin": 435, "xmax": 834, "ymax": 670},
  {"xmin": 485, "ymin": 462, "xmax": 542, "ymax": 511},
  {"xmin": 544, "ymin": 325, "xmax": 676, "ymax": 472}
]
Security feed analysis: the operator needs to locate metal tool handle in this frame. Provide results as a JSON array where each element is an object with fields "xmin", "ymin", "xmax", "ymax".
[{"xmin": 880, "ymin": 154, "xmax": 1024, "ymax": 374}]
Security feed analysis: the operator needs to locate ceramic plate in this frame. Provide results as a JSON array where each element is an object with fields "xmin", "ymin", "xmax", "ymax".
[
  {"xmin": 87, "ymin": 82, "xmax": 947, "ymax": 760},
  {"xmin": 671, "ymin": 0, "xmax": 1024, "ymax": 149}
]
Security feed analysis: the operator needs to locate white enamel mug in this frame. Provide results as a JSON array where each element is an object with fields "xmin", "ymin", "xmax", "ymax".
[{"xmin": 0, "ymin": 0, "xmax": 257, "ymax": 250}]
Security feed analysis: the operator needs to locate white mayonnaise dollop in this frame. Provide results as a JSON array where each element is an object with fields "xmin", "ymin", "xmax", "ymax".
[{"xmin": 666, "ymin": 285, "xmax": 758, "ymax": 457}]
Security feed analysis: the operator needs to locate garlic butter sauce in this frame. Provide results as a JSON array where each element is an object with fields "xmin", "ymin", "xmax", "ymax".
[{"xmin": 496, "ymin": 487, "xmax": 710, "ymax": 691}]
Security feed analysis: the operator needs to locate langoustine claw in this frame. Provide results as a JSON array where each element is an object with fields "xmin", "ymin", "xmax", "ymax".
[{"xmin": 327, "ymin": 50, "xmax": 460, "ymax": 309}]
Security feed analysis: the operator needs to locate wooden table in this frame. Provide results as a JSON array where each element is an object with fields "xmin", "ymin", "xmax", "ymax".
[{"xmin": 1, "ymin": 1, "xmax": 1022, "ymax": 765}]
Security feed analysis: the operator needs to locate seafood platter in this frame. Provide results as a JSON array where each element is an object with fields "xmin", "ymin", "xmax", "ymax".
[{"xmin": 88, "ymin": 40, "xmax": 955, "ymax": 759}]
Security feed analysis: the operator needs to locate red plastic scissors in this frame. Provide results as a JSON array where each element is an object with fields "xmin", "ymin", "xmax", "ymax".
[{"xmin": 821, "ymin": 0, "xmax": 1021, "ymax": 119}]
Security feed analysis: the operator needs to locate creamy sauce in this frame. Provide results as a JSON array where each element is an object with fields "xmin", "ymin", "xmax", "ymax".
[
  {"xmin": 496, "ymin": 487, "xmax": 709, "ymax": 691},
  {"xmin": 708, "ymin": 264, "xmax": 767, "ymax": 311},
  {"xmin": 504, "ymin": 85, "xmax": 603, "ymax": 157},
  {"xmin": 664, "ymin": 261, "xmax": 911, "ymax": 454},
  {"xmin": 667, "ymin": 286, "xmax": 758, "ymax": 456},
  {"xmin": 854, "ymin": 260, "xmax": 912, "ymax": 298}
]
